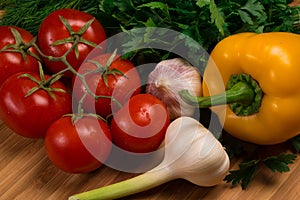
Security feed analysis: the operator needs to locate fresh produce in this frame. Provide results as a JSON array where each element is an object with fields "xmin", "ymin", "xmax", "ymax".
[
  {"xmin": 0, "ymin": 68, "xmax": 72, "ymax": 138},
  {"xmin": 180, "ymin": 32, "xmax": 300, "ymax": 145},
  {"xmin": 0, "ymin": 26, "xmax": 40, "ymax": 85},
  {"xmin": 69, "ymin": 117, "xmax": 230, "ymax": 200},
  {"xmin": 146, "ymin": 58, "xmax": 201, "ymax": 120},
  {"xmin": 110, "ymin": 93, "xmax": 170, "ymax": 153},
  {"xmin": 1, "ymin": 0, "xmax": 300, "ymax": 55},
  {"xmin": 45, "ymin": 115, "xmax": 112, "ymax": 173},
  {"xmin": 37, "ymin": 8, "xmax": 107, "ymax": 77},
  {"xmin": 0, "ymin": 1, "xmax": 299, "ymax": 194},
  {"xmin": 72, "ymin": 53, "xmax": 141, "ymax": 118}
]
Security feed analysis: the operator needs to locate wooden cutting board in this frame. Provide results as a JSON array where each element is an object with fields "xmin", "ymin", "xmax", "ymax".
[{"xmin": 0, "ymin": 120, "xmax": 300, "ymax": 200}]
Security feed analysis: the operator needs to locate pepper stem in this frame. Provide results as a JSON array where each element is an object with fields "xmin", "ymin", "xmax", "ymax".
[{"xmin": 179, "ymin": 74, "xmax": 263, "ymax": 116}]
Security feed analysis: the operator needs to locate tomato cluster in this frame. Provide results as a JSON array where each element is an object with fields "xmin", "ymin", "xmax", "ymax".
[{"xmin": 0, "ymin": 9, "xmax": 170, "ymax": 173}]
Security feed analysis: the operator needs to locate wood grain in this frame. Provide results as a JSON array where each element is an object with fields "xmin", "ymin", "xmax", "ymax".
[{"xmin": 0, "ymin": 119, "xmax": 299, "ymax": 200}]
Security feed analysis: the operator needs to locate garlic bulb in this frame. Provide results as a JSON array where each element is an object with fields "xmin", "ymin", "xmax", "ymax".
[
  {"xmin": 146, "ymin": 58, "xmax": 202, "ymax": 120},
  {"xmin": 69, "ymin": 117, "xmax": 230, "ymax": 200},
  {"xmin": 160, "ymin": 116, "xmax": 230, "ymax": 186}
]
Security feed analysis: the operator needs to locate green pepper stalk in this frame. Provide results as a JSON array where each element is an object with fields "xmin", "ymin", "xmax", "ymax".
[{"xmin": 179, "ymin": 74, "xmax": 263, "ymax": 116}]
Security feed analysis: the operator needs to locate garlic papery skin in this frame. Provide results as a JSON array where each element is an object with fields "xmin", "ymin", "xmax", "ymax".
[
  {"xmin": 146, "ymin": 58, "xmax": 202, "ymax": 120},
  {"xmin": 69, "ymin": 117, "xmax": 230, "ymax": 200}
]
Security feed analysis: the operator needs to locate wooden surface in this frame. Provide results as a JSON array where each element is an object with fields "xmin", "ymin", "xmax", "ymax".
[{"xmin": 0, "ymin": 119, "xmax": 300, "ymax": 200}]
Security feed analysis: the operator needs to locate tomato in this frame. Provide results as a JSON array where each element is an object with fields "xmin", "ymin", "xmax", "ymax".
[
  {"xmin": 0, "ymin": 26, "xmax": 40, "ymax": 86},
  {"xmin": 44, "ymin": 116, "xmax": 112, "ymax": 173},
  {"xmin": 0, "ymin": 72, "xmax": 72, "ymax": 138},
  {"xmin": 37, "ymin": 8, "xmax": 107, "ymax": 78},
  {"xmin": 110, "ymin": 93, "xmax": 170, "ymax": 153},
  {"xmin": 72, "ymin": 53, "xmax": 141, "ymax": 118}
]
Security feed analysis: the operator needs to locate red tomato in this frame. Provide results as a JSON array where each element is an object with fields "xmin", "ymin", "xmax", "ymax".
[
  {"xmin": 110, "ymin": 94, "xmax": 170, "ymax": 153},
  {"xmin": 44, "ymin": 116, "xmax": 112, "ymax": 173},
  {"xmin": 72, "ymin": 53, "xmax": 141, "ymax": 118},
  {"xmin": 0, "ymin": 72, "xmax": 72, "ymax": 138},
  {"xmin": 0, "ymin": 26, "xmax": 40, "ymax": 85},
  {"xmin": 37, "ymin": 8, "xmax": 107, "ymax": 77}
]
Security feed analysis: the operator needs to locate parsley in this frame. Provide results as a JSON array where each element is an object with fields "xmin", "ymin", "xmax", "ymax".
[
  {"xmin": 1, "ymin": 0, "xmax": 299, "ymax": 51},
  {"xmin": 263, "ymin": 153, "xmax": 297, "ymax": 172},
  {"xmin": 224, "ymin": 153, "xmax": 297, "ymax": 189},
  {"xmin": 224, "ymin": 160, "xmax": 259, "ymax": 190},
  {"xmin": 197, "ymin": 0, "xmax": 226, "ymax": 36},
  {"xmin": 237, "ymin": 0, "xmax": 265, "ymax": 25},
  {"xmin": 291, "ymin": 135, "xmax": 300, "ymax": 153}
]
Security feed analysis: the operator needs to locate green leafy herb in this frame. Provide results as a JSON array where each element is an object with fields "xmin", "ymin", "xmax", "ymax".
[
  {"xmin": 224, "ymin": 160, "xmax": 259, "ymax": 190},
  {"xmin": 224, "ymin": 153, "xmax": 297, "ymax": 189},
  {"xmin": 263, "ymin": 153, "xmax": 297, "ymax": 172},
  {"xmin": 291, "ymin": 135, "xmax": 300, "ymax": 153},
  {"xmin": 0, "ymin": 0, "xmax": 103, "ymax": 35},
  {"xmin": 197, "ymin": 0, "xmax": 226, "ymax": 36},
  {"xmin": 1, "ymin": 0, "xmax": 299, "ymax": 52},
  {"xmin": 237, "ymin": 0, "xmax": 265, "ymax": 25}
]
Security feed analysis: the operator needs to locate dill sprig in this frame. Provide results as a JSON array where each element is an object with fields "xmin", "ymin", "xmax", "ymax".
[{"xmin": 0, "ymin": 0, "xmax": 102, "ymax": 35}]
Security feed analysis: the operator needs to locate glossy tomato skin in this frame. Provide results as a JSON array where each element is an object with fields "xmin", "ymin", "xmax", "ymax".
[
  {"xmin": 44, "ymin": 116, "xmax": 112, "ymax": 173},
  {"xmin": 37, "ymin": 8, "xmax": 106, "ymax": 77},
  {"xmin": 0, "ymin": 26, "xmax": 39, "ymax": 85},
  {"xmin": 0, "ymin": 72, "xmax": 72, "ymax": 138},
  {"xmin": 72, "ymin": 54, "xmax": 141, "ymax": 118},
  {"xmin": 110, "ymin": 94, "xmax": 170, "ymax": 153}
]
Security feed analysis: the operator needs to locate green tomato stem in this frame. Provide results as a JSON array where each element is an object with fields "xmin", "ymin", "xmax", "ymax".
[{"xmin": 69, "ymin": 167, "xmax": 173, "ymax": 200}]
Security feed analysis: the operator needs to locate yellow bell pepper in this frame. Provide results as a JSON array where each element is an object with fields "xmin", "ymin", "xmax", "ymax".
[{"xmin": 180, "ymin": 32, "xmax": 300, "ymax": 145}]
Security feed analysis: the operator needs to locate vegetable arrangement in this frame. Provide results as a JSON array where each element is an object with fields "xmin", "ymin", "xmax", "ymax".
[
  {"xmin": 69, "ymin": 117, "xmax": 230, "ymax": 200},
  {"xmin": 0, "ymin": 0, "xmax": 300, "ymax": 199}
]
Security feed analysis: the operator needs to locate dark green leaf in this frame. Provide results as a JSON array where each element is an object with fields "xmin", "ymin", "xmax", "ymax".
[
  {"xmin": 263, "ymin": 153, "xmax": 297, "ymax": 173},
  {"xmin": 241, "ymin": 0, "xmax": 265, "ymax": 17},
  {"xmin": 291, "ymin": 135, "xmax": 300, "ymax": 153},
  {"xmin": 224, "ymin": 160, "xmax": 259, "ymax": 190},
  {"xmin": 209, "ymin": 0, "xmax": 226, "ymax": 36},
  {"xmin": 238, "ymin": 10, "xmax": 254, "ymax": 24}
]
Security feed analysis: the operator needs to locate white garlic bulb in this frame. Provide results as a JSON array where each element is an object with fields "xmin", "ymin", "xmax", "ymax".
[{"xmin": 146, "ymin": 58, "xmax": 202, "ymax": 120}]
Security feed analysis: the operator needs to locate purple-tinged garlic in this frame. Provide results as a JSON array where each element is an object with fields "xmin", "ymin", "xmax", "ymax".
[{"xmin": 146, "ymin": 58, "xmax": 202, "ymax": 119}]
